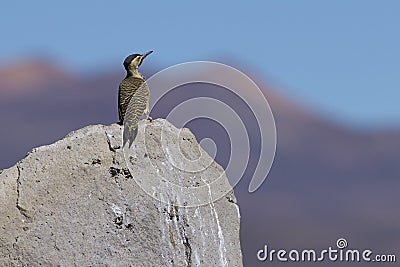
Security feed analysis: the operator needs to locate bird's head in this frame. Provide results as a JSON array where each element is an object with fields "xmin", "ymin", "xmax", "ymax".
[{"xmin": 123, "ymin": 50, "xmax": 153, "ymax": 71}]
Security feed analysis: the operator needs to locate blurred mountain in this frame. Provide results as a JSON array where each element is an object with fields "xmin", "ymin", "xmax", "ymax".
[
  {"xmin": 0, "ymin": 59, "xmax": 399, "ymax": 266},
  {"xmin": 0, "ymin": 59, "xmax": 72, "ymax": 96}
]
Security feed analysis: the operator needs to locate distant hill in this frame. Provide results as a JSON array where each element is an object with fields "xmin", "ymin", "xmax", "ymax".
[{"xmin": 0, "ymin": 59, "xmax": 72, "ymax": 95}]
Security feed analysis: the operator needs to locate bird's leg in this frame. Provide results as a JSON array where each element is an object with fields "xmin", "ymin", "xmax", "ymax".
[{"xmin": 145, "ymin": 102, "xmax": 152, "ymax": 122}]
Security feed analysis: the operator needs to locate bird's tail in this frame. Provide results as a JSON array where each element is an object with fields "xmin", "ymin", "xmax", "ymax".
[{"xmin": 123, "ymin": 122, "xmax": 138, "ymax": 148}]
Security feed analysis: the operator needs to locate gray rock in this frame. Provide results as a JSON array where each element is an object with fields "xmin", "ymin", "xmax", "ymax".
[{"xmin": 0, "ymin": 119, "xmax": 242, "ymax": 266}]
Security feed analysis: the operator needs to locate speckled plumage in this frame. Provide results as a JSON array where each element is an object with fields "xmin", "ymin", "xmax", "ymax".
[
  {"xmin": 118, "ymin": 76, "xmax": 149, "ymax": 123},
  {"xmin": 118, "ymin": 76, "xmax": 150, "ymax": 147}
]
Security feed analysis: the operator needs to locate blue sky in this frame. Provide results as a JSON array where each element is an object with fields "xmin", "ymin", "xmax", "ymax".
[{"xmin": 1, "ymin": 1, "xmax": 399, "ymax": 129}]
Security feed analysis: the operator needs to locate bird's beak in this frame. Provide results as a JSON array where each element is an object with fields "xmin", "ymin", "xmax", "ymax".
[{"xmin": 141, "ymin": 50, "xmax": 153, "ymax": 60}]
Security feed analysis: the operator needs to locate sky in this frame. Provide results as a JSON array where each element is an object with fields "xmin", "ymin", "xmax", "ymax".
[{"xmin": 1, "ymin": 0, "xmax": 399, "ymax": 129}]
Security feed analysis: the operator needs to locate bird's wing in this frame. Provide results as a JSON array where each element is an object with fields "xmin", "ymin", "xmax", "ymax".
[{"xmin": 118, "ymin": 77, "xmax": 145, "ymax": 122}]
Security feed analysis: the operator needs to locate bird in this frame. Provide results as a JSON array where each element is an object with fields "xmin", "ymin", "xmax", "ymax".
[{"xmin": 118, "ymin": 50, "xmax": 153, "ymax": 147}]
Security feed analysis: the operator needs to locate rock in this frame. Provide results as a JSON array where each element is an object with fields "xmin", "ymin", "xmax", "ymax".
[{"xmin": 0, "ymin": 119, "xmax": 242, "ymax": 266}]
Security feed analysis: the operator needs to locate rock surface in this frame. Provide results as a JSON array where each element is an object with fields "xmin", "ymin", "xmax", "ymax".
[{"xmin": 0, "ymin": 119, "xmax": 242, "ymax": 266}]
